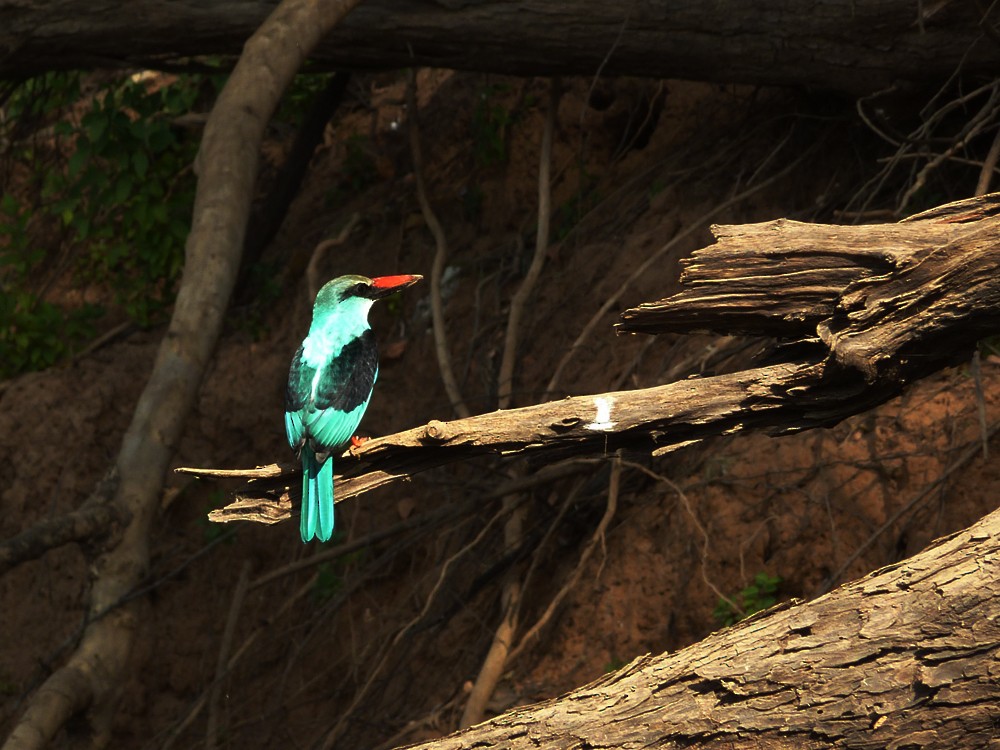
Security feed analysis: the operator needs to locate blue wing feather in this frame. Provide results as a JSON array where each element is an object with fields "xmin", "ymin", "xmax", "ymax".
[{"xmin": 305, "ymin": 395, "xmax": 372, "ymax": 449}]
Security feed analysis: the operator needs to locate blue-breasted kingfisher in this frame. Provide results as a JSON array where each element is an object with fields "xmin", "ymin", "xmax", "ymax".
[{"xmin": 285, "ymin": 273, "xmax": 422, "ymax": 542}]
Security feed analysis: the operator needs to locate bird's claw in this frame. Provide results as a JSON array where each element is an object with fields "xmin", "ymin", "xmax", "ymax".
[{"xmin": 349, "ymin": 435, "xmax": 369, "ymax": 456}]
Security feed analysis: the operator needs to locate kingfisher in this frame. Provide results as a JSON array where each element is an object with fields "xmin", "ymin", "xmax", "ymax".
[{"xmin": 285, "ymin": 273, "xmax": 422, "ymax": 542}]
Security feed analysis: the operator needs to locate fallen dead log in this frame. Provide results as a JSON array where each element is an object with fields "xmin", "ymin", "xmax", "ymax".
[{"xmin": 399, "ymin": 501, "xmax": 1000, "ymax": 749}]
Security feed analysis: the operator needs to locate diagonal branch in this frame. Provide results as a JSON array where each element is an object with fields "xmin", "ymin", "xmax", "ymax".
[
  {"xmin": 0, "ymin": 469, "xmax": 123, "ymax": 576},
  {"xmin": 190, "ymin": 194, "xmax": 1000, "ymax": 530},
  {"xmin": 186, "ymin": 359, "xmax": 886, "ymax": 524}
]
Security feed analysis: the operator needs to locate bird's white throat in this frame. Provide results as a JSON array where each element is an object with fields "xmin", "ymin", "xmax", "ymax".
[{"xmin": 301, "ymin": 297, "xmax": 374, "ymax": 367}]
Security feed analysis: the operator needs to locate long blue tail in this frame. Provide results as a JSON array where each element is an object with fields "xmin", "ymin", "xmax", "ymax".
[{"xmin": 300, "ymin": 452, "xmax": 335, "ymax": 542}]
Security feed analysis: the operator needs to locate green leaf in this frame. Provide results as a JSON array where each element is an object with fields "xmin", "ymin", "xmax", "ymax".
[
  {"xmin": 0, "ymin": 194, "xmax": 17, "ymax": 216},
  {"xmin": 132, "ymin": 150, "xmax": 149, "ymax": 178},
  {"xmin": 67, "ymin": 147, "xmax": 89, "ymax": 178},
  {"xmin": 84, "ymin": 113, "xmax": 107, "ymax": 143},
  {"xmin": 113, "ymin": 175, "xmax": 133, "ymax": 204}
]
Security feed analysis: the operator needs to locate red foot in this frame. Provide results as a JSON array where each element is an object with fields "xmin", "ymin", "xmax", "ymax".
[{"xmin": 349, "ymin": 435, "xmax": 369, "ymax": 456}]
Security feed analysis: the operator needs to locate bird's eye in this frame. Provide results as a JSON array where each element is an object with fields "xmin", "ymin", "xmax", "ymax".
[{"xmin": 341, "ymin": 282, "xmax": 369, "ymax": 301}]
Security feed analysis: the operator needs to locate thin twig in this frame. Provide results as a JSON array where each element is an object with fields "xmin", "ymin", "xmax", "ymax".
[
  {"xmin": 71, "ymin": 320, "xmax": 137, "ymax": 363},
  {"xmin": 897, "ymin": 100, "xmax": 1000, "ymax": 215},
  {"xmin": 406, "ymin": 69, "xmax": 470, "ymax": 419},
  {"xmin": 497, "ymin": 80, "xmax": 559, "ymax": 409},
  {"xmin": 515, "ymin": 477, "xmax": 588, "ymax": 619},
  {"xmin": 819, "ymin": 420, "xmax": 1000, "ymax": 593},
  {"xmin": 856, "ymin": 87, "xmax": 903, "ymax": 148},
  {"xmin": 976, "ymin": 126, "xmax": 1000, "ymax": 196},
  {"xmin": 622, "ymin": 459, "xmax": 741, "ymax": 616},
  {"xmin": 507, "ymin": 453, "xmax": 620, "ymax": 663},
  {"xmin": 544, "ymin": 125, "xmax": 805, "ymax": 398},
  {"xmin": 205, "ymin": 561, "xmax": 251, "ymax": 750},
  {"xmin": 306, "ymin": 212, "xmax": 361, "ymax": 300}
]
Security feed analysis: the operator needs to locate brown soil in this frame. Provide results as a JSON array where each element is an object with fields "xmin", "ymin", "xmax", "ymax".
[{"xmin": 2, "ymin": 72, "xmax": 999, "ymax": 749}]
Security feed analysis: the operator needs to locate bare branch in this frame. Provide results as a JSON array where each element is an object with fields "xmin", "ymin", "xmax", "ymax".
[
  {"xmin": 0, "ymin": 469, "xmax": 123, "ymax": 576},
  {"xmin": 193, "ymin": 194, "xmax": 1000, "ymax": 530},
  {"xmin": 497, "ymin": 79, "xmax": 559, "ymax": 409},
  {"xmin": 976, "ymin": 126, "xmax": 1000, "ymax": 196},
  {"xmin": 407, "ymin": 69, "xmax": 470, "ymax": 419}
]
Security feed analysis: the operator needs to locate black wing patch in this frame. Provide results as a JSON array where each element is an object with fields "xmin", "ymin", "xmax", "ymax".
[
  {"xmin": 285, "ymin": 346, "xmax": 313, "ymax": 412},
  {"xmin": 314, "ymin": 329, "xmax": 378, "ymax": 413}
]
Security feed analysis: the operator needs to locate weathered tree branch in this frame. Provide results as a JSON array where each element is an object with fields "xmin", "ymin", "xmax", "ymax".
[
  {"xmin": 192, "ymin": 194, "xmax": 1000, "ymax": 528},
  {"xmin": 184, "ymin": 360, "xmax": 848, "ymax": 523},
  {"xmin": 2, "ymin": 0, "xmax": 1000, "ymax": 97},
  {"xmin": 399, "ymin": 500, "xmax": 1000, "ymax": 749},
  {"xmin": 617, "ymin": 194, "xmax": 1000, "ymax": 383},
  {"xmin": 173, "ymin": 192, "xmax": 1000, "ymax": 749}
]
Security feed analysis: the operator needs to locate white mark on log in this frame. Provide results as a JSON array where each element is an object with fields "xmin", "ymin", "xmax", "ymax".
[{"xmin": 586, "ymin": 397, "xmax": 617, "ymax": 431}]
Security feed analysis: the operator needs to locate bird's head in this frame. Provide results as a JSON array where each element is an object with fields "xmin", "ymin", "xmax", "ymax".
[{"xmin": 314, "ymin": 274, "xmax": 423, "ymax": 316}]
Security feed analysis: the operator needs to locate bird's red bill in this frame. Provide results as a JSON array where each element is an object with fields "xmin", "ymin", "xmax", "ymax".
[{"xmin": 371, "ymin": 274, "xmax": 422, "ymax": 289}]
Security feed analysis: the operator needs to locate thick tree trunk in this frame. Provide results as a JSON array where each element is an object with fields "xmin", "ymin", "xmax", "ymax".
[
  {"xmin": 1, "ymin": 1, "xmax": 364, "ymax": 749},
  {"xmin": 400, "ymin": 503, "xmax": 1000, "ymax": 750},
  {"xmin": 1, "ymin": 0, "xmax": 999, "ymax": 95}
]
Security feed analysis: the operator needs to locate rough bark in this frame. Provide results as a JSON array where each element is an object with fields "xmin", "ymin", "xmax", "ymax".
[
  {"xmin": 399, "ymin": 503, "xmax": 1000, "ymax": 750},
  {"xmin": 191, "ymin": 194, "xmax": 1000, "ymax": 528},
  {"xmin": 618, "ymin": 194, "xmax": 1000, "ymax": 386},
  {"xmin": 617, "ymin": 194, "xmax": 1000, "ymax": 348},
  {"xmin": 2, "ymin": 0, "xmax": 1000, "ymax": 96},
  {"xmin": 1, "ymin": 1, "xmax": 363, "ymax": 749}
]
